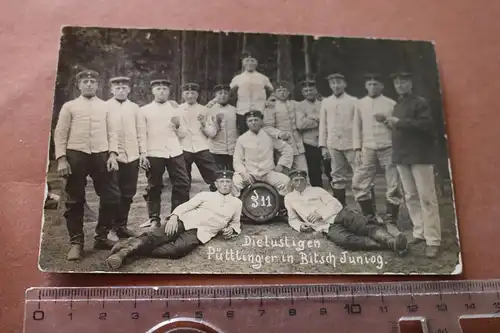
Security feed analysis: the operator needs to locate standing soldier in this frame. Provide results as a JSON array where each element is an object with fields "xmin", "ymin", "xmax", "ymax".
[
  {"xmin": 263, "ymin": 80, "xmax": 308, "ymax": 172},
  {"xmin": 140, "ymin": 76, "xmax": 190, "ymax": 228},
  {"xmin": 177, "ymin": 83, "xmax": 219, "ymax": 192},
  {"xmin": 54, "ymin": 70, "xmax": 120, "ymax": 261},
  {"xmin": 295, "ymin": 78, "xmax": 332, "ymax": 187},
  {"xmin": 319, "ymin": 73, "xmax": 359, "ymax": 206},
  {"xmin": 106, "ymin": 76, "xmax": 147, "ymax": 239},
  {"xmin": 230, "ymin": 49, "xmax": 274, "ymax": 135},
  {"xmin": 352, "ymin": 73, "xmax": 403, "ymax": 223},
  {"xmin": 384, "ymin": 71, "xmax": 441, "ymax": 258},
  {"xmin": 206, "ymin": 84, "xmax": 238, "ymax": 171}
]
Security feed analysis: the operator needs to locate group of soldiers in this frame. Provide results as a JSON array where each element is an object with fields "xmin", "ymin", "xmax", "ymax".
[{"xmin": 50, "ymin": 48, "xmax": 443, "ymax": 269}]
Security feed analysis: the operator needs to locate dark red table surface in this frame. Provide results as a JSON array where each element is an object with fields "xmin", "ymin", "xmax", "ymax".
[{"xmin": 1, "ymin": 1, "xmax": 500, "ymax": 332}]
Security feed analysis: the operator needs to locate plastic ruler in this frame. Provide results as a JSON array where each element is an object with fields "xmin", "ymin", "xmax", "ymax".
[{"xmin": 24, "ymin": 280, "xmax": 500, "ymax": 333}]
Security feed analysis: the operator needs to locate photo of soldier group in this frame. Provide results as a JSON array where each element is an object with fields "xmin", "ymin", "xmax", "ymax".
[{"xmin": 39, "ymin": 27, "xmax": 461, "ymax": 274}]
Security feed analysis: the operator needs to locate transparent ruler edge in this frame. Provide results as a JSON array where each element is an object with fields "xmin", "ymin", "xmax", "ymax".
[{"xmin": 25, "ymin": 279, "xmax": 500, "ymax": 301}]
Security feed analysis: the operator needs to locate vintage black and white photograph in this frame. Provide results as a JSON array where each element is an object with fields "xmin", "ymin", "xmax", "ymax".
[{"xmin": 39, "ymin": 26, "xmax": 461, "ymax": 274}]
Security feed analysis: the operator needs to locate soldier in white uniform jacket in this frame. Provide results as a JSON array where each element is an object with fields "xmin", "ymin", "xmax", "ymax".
[
  {"xmin": 284, "ymin": 169, "xmax": 408, "ymax": 255},
  {"xmin": 105, "ymin": 169, "xmax": 242, "ymax": 269},
  {"xmin": 53, "ymin": 70, "xmax": 120, "ymax": 261},
  {"xmin": 232, "ymin": 110, "xmax": 293, "ymax": 198},
  {"xmin": 177, "ymin": 83, "xmax": 219, "ymax": 192},
  {"xmin": 105, "ymin": 76, "xmax": 147, "ymax": 239},
  {"xmin": 140, "ymin": 77, "xmax": 191, "ymax": 227},
  {"xmin": 230, "ymin": 49, "xmax": 273, "ymax": 135}
]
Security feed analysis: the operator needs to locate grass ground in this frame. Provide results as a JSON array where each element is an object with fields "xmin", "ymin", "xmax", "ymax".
[{"xmin": 39, "ymin": 163, "xmax": 461, "ymax": 275}]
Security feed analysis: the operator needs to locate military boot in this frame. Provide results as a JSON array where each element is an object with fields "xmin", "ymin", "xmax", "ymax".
[
  {"xmin": 331, "ymin": 187, "xmax": 346, "ymax": 206},
  {"xmin": 105, "ymin": 238, "xmax": 145, "ymax": 269},
  {"xmin": 67, "ymin": 244, "xmax": 83, "ymax": 261},
  {"xmin": 358, "ymin": 198, "xmax": 376, "ymax": 221},
  {"xmin": 386, "ymin": 202, "xmax": 400, "ymax": 225},
  {"xmin": 94, "ymin": 202, "xmax": 118, "ymax": 250},
  {"xmin": 114, "ymin": 198, "xmax": 139, "ymax": 238},
  {"xmin": 371, "ymin": 228, "xmax": 408, "ymax": 256},
  {"xmin": 146, "ymin": 200, "xmax": 162, "ymax": 228}
]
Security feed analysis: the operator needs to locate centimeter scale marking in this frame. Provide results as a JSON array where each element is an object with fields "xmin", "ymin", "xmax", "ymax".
[{"xmin": 24, "ymin": 280, "xmax": 500, "ymax": 333}]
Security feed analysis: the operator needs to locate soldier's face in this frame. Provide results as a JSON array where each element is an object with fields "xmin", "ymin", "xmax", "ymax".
[
  {"xmin": 182, "ymin": 91, "xmax": 199, "ymax": 105},
  {"xmin": 246, "ymin": 116, "xmax": 263, "ymax": 133},
  {"xmin": 365, "ymin": 80, "xmax": 384, "ymax": 97},
  {"xmin": 328, "ymin": 79, "xmax": 346, "ymax": 96},
  {"xmin": 215, "ymin": 90, "xmax": 230, "ymax": 104},
  {"xmin": 78, "ymin": 78, "xmax": 98, "ymax": 97},
  {"xmin": 152, "ymin": 85, "xmax": 170, "ymax": 102},
  {"xmin": 291, "ymin": 176, "xmax": 307, "ymax": 192},
  {"xmin": 111, "ymin": 84, "xmax": 131, "ymax": 100},
  {"xmin": 216, "ymin": 178, "xmax": 233, "ymax": 195},
  {"xmin": 394, "ymin": 78, "xmax": 412, "ymax": 95},
  {"xmin": 275, "ymin": 88, "xmax": 289, "ymax": 101},
  {"xmin": 301, "ymin": 86, "xmax": 317, "ymax": 100},
  {"xmin": 242, "ymin": 58, "xmax": 258, "ymax": 72}
]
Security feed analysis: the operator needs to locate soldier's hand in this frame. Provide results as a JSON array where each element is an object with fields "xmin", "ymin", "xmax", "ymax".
[
  {"xmin": 140, "ymin": 155, "xmax": 150, "ymax": 171},
  {"xmin": 171, "ymin": 116, "xmax": 181, "ymax": 128},
  {"xmin": 307, "ymin": 211, "xmax": 322, "ymax": 223},
  {"xmin": 241, "ymin": 172, "xmax": 255, "ymax": 185},
  {"xmin": 321, "ymin": 147, "xmax": 330, "ymax": 160},
  {"xmin": 57, "ymin": 157, "xmax": 72, "ymax": 178},
  {"xmin": 274, "ymin": 164, "xmax": 284, "ymax": 174},
  {"xmin": 265, "ymin": 96, "xmax": 277, "ymax": 108},
  {"xmin": 164, "ymin": 216, "xmax": 179, "ymax": 237},
  {"xmin": 384, "ymin": 116, "xmax": 399, "ymax": 128},
  {"xmin": 222, "ymin": 226, "xmax": 234, "ymax": 239},
  {"xmin": 278, "ymin": 132, "xmax": 291, "ymax": 141},
  {"xmin": 374, "ymin": 113, "xmax": 386, "ymax": 122},
  {"xmin": 216, "ymin": 112, "xmax": 224, "ymax": 123},
  {"xmin": 300, "ymin": 224, "xmax": 314, "ymax": 233},
  {"xmin": 355, "ymin": 149, "xmax": 363, "ymax": 166},
  {"xmin": 107, "ymin": 153, "xmax": 119, "ymax": 172},
  {"xmin": 197, "ymin": 114, "xmax": 206, "ymax": 124}
]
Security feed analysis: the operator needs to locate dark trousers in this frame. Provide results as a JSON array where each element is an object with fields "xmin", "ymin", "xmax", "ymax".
[
  {"xmin": 236, "ymin": 114, "xmax": 248, "ymax": 135},
  {"xmin": 64, "ymin": 150, "xmax": 120, "ymax": 244},
  {"xmin": 112, "ymin": 159, "xmax": 139, "ymax": 230},
  {"xmin": 304, "ymin": 143, "xmax": 332, "ymax": 186},
  {"xmin": 211, "ymin": 153, "xmax": 234, "ymax": 171},
  {"xmin": 145, "ymin": 155, "xmax": 190, "ymax": 213},
  {"xmin": 137, "ymin": 221, "xmax": 201, "ymax": 259},
  {"xmin": 326, "ymin": 208, "xmax": 383, "ymax": 251},
  {"xmin": 183, "ymin": 150, "xmax": 218, "ymax": 190}
]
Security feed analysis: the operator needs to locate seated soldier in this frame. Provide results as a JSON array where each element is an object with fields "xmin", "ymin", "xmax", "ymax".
[
  {"xmin": 105, "ymin": 169, "xmax": 242, "ymax": 269},
  {"xmin": 232, "ymin": 110, "xmax": 293, "ymax": 198},
  {"xmin": 284, "ymin": 169, "xmax": 408, "ymax": 255}
]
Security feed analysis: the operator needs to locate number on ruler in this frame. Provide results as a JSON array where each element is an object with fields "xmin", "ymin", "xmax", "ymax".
[
  {"xmin": 68, "ymin": 313, "xmax": 73, "ymax": 321},
  {"xmin": 344, "ymin": 304, "xmax": 362, "ymax": 314},
  {"xmin": 493, "ymin": 302, "xmax": 500, "ymax": 312},
  {"xmin": 131, "ymin": 312, "xmax": 139, "ymax": 319},
  {"xmin": 251, "ymin": 191, "xmax": 272, "ymax": 208},
  {"xmin": 258, "ymin": 309, "xmax": 265, "ymax": 316},
  {"xmin": 226, "ymin": 310, "xmax": 234, "ymax": 318},
  {"xmin": 379, "ymin": 306, "xmax": 388, "ymax": 313},
  {"xmin": 99, "ymin": 312, "xmax": 107, "ymax": 320},
  {"xmin": 436, "ymin": 303, "xmax": 448, "ymax": 312},
  {"xmin": 319, "ymin": 308, "xmax": 327, "ymax": 316},
  {"xmin": 32, "ymin": 310, "xmax": 44, "ymax": 321},
  {"xmin": 289, "ymin": 309, "xmax": 297, "ymax": 316},
  {"xmin": 195, "ymin": 311, "xmax": 203, "ymax": 319},
  {"xmin": 465, "ymin": 303, "xmax": 476, "ymax": 310},
  {"xmin": 407, "ymin": 304, "xmax": 419, "ymax": 313},
  {"xmin": 162, "ymin": 312, "xmax": 170, "ymax": 319}
]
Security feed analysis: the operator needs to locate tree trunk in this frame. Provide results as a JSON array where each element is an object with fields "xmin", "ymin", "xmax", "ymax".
[
  {"xmin": 242, "ymin": 34, "xmax": 247, "ymax": 50},
  {"xmin": 181, "ymin": 31, "xmax": 189, "ymax": 87},
  {"xmin": 277, "ymin": 35, "xmax": 293, "ymax": 83},
  {"xmin": 172, "ymin": 32, "xmax": 182, "ymax": 100},
  {"xmin": 217, "ymin": 32, "xmax": 223, "ymax": 83},
  {"xmin": 204, "ymin": 33, "xmax": 210, "ymax": 103},
  {"xmin": 303, "ymin": 36, "xmax": 311, "ymax": 77}
]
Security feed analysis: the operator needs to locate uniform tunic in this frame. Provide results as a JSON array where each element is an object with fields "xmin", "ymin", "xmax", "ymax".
[
  {"xmin": 170, "ymin": 191, "xmax": 242, "ymax": 244},
  {"xmin": 106, "ymin": 98, "xmax": 146, "ymax": 163},
  {"xmin": 232, "ymin": 129, "xmax": 293, "ymax": 196},
  {"xmin": 207, "ymin": 103, "xmax": 238, "ymax": 171},
  {"xmin": 351, "ymin": 95, "xmax": 402, "ymax": 204},
  {"xmin": 230, "ymin": 71, "xmax": 273, "ymax": 115},
  {"xmin": 54, "ymin": 95, "xmax": 120, "ymax": 244},
  {"xmin": 318, "ymin": 93, "xmax": 359, "ymax": 189}
]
